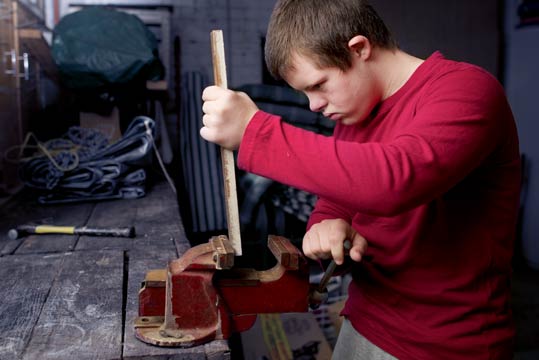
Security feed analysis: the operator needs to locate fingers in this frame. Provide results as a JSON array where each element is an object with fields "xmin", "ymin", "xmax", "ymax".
[
  {"xmin": 303, "ymin": 219, "xmax": 346, "ymax": 262},
  {"xmin": 349, "ymin": 233, "xmax": 368, "ymax": 263},
  {"xmin": 200, "ymin": 87, "xmax": 259, "ymax": 150},
  {"xmin": 199, "ymin": 124, "xmax": 235, "ymax": 149},
  {"xmin": 201, "ymin": 113, "xmax": 213, "ymax": 127},
  {"xmin": 303, "ymin": 219, "xmax": 368, "ymax": 265},
  {"xmin": 200, "ymin": 86, "xmax": 234, "ymax": 147},
  {"xmin": 201, "ymin": 85, "xmax": 225, "ymax": 101},
  {"xmin": 200, "ymin": 113, "xmax": 218, "ymax": 143},
  {"xmin": 199, "ymin": 124, "xmax": 214, "ymax": 142},
  {"xmin": 201, "ymin": 85, "xmax": 230, "ymax": 118},
  {"xmin": 328, "ymin": 221, "xmax": 347, "ymax": 265},
  {"xmin": 302, "ymin": 229, "xmax": 325, "ymax": 261}
]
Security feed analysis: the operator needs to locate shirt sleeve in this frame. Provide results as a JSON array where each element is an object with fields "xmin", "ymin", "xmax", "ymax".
[
  {"xmin": 238, "ymin": 68, "xmax": 509, "ymax": 218},
  {"xmin": 306, "ymin": 196, "xmax": 354, "ymax": 230}
]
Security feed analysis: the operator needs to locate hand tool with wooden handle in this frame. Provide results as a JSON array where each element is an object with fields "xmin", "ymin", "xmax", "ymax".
[
  {"xmin": 309, "ymin": 240, "xmax": 352, "ymax": 309},
  {"xmin": 210, "ymin": 29, "xmax": 242, "ymax": 256},
  {"xmin": 8, "ymin": 224, "xmax": 135, "ymax": 240}
]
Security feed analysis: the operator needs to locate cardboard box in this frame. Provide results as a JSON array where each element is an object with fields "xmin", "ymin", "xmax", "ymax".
[
  {"xmin": 241, "ymin": 312, "xmax": 332, "ymax": 360},
  {"xmin": 80, "ymin": 107, "xmax": 121, "ymax": 142}
]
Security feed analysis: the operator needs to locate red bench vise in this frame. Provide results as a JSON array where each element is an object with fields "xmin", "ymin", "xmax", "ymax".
[{"xmin": 134, "ymin": 235, "xmax": 326, "ymax": 347}]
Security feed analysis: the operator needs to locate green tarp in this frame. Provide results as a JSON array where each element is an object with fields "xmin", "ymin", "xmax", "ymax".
[{"xmin": 52, "ymin": 7, "xmax": 164, "ymax": 89}]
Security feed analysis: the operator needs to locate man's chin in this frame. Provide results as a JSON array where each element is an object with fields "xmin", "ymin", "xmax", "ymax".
[{"xmin": 339, "ymin": 117, "xmax": 356, "ymax": 126}]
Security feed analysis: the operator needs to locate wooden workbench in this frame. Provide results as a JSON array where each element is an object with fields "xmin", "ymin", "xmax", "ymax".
[{"xmin": 0, "ymin": 181, "xmax": 230, "ymax": 360}]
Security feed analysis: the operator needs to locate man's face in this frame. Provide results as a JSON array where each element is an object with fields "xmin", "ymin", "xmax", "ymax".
[{"xmin": 285, "ymin": 52, "xmax": 381, "ymax": 126}]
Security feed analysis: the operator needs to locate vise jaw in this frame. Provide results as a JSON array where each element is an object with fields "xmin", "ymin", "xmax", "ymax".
[{"xmin": 134, "ymin": 235, "xmax": 311, "ymax": 347}]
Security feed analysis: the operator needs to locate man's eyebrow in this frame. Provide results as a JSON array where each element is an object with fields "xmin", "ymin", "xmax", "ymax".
[
  {"xmin": 303, "ymin": 83, "xmax": 317, "ymax": 91},
  {"xmin": 302, "ymin": 78, "xmax": 324, "ymax": 92}
]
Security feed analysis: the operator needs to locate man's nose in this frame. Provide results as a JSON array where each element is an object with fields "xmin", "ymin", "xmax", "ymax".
[{"xmin": 308, "ymin": 95, "xmax": 325, "ymax": 113}]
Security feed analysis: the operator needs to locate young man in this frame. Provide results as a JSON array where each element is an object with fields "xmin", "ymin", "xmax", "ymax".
[{"xmin": 201, "ymin": 0, "xmax": 521, "ymax": 358}]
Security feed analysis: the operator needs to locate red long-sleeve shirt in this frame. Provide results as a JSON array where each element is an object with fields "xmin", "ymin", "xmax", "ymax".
[{"xmin": 237, "ymin": 52, "xmax": 520, "ymax": 359}]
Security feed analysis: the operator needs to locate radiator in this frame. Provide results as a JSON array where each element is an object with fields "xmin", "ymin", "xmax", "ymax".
[{"xmin": 179, "ymin": 71, "xmax": 227, "ymax": 234}]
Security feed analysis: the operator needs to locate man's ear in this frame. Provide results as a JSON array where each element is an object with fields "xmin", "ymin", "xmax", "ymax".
[{"xmin": 348, "ymin": 35, "xmax": 371, "ymax": 60}]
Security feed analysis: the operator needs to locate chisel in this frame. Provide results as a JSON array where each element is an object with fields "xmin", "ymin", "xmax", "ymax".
[
  {"xmin": 317, "ymin": 240, "xmax": 352, "ymax": 292},
  {"xmin": 310, "ymin": 240, "xmax": 352, "ymax": 309}
]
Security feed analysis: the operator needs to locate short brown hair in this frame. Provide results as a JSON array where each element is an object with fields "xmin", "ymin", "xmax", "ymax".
[{"xmin": 265, "ymin": 0, "xmax": 397, "ymax": 80}]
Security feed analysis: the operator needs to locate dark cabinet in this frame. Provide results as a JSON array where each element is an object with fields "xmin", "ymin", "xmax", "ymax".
[{"xmin": 0, "ymin": 1, "xmax": 56, "ymax": 194}]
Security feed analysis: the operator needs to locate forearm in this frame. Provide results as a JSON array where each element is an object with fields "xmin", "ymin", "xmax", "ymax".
[{"xmin": 238, "ymin": 96, "xmax": 501, "ymax": 217}]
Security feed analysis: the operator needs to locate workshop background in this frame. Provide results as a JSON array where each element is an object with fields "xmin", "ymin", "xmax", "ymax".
[{"xmin": 0, "ymin": 0, "xmax": 538, "ymax": 359}]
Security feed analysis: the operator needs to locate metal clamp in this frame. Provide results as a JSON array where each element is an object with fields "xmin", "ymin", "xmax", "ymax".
[
  {"xmin": 3, "ymin": 49, "xmax": 30, "ymax": 80},
  {"xmin": 3, "ymin": 49, "xmax": 16, "ymax": 76},
  {"xmin": 21, "ymin": 52, "xmax": 29, "ymax": 80}
]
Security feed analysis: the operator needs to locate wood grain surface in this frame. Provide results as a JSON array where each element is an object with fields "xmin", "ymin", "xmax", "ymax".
[{"xmin": 0, "ymin": 181, "xmax": 230, "ymax": 359}]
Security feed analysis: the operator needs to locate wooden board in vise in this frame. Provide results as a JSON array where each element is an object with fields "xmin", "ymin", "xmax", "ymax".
[{"xmin": 211, "ymin": 29, "xmax": 242, "ymax": 256}]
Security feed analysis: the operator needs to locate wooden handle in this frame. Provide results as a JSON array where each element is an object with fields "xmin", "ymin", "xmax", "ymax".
[{"xmin": 210, "ymin": 30, "xmax": 242, "ymax": 256}]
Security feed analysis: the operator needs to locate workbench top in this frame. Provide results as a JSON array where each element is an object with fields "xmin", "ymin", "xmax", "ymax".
[{"xmin": 0, "ymin": 181, "xmax": 230, "ymax": 360}]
